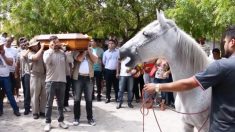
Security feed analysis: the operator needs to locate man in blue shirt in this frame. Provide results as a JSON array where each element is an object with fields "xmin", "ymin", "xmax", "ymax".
[
  {"xmin": 102, "ymin": 39, "xmax": 119, "ymax": 103},
  {"xmin": 91, "ymin": 39, "xmax": 104, "ymax": 101},
  {"xmin": 144, "ymin": 25, "xmax": 235, "ymax": 132}
]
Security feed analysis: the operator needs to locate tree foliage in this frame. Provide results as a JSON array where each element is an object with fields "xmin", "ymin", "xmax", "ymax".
[
  {"xmin": 0, "ymin": 0, "xmax": 174, "ymax": 41},
  {"xmin": 166, "ymin": 0, "xmax": 235, "ymax": 41}
]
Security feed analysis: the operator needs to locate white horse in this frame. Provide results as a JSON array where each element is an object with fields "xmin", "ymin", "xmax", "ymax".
[{"xmin": 119, "ymin": 10, "xmax": 211, "ymax": 132}]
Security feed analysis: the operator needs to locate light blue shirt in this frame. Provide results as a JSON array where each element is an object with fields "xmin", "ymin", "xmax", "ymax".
[
  {"xmin": 92, "ymin": 47, "xmax": 104, "ymax": 71},
  {"xmin": 102, "ymin": 49, "xmax": 119, "ymax": 70}
]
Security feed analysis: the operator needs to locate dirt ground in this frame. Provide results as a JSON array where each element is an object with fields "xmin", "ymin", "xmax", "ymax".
[{"xmin": 0, "ymin": 90, "xmax": 184, "ymax": 132}]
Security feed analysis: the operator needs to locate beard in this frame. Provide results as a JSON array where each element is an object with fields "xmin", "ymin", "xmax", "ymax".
[
  {"xmin": 224, "ymin": 50, "xmax": 232, "ymax": 58},
  {"xmin": 54, "ymin": 45, "xmax": 61, "ymax": 50}
]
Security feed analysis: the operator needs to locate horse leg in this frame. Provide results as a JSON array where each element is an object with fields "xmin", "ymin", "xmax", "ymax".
[{"xmin": 181, "ymin": 123, "xmax": 194, "ymax": 132}]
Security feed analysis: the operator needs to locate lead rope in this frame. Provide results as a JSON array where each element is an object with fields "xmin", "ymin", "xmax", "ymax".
[
  {"xmin": 140, "ymin": 89, "xmax": 209, "ymax": 132},
  {"xmin": 140, "ymin": 90, "xmax": 162, "ymax": 132}
]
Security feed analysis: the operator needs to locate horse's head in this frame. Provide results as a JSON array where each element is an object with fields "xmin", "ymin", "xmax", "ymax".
[{"xmin": 119, "ymin": 10, "xmax": 178, "ymax": 67}]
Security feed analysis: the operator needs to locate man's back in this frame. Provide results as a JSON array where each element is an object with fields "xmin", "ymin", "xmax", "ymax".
[
  {"xmin": 209, "ymin": 55, "xmax": 235, "ymax": 131},
  {"xmin": 195, "ymin": 55, "xmax": 235, "ymax": 131}
]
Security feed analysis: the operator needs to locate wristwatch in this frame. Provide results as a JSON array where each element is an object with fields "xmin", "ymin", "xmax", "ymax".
[{"xmin": 155, "ymin": 84, "xmax": 160, "ymax": 92}]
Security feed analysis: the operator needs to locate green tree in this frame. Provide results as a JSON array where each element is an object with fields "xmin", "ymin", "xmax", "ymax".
[
  {"xmin": 0, "ymin": 0, "xmax": 175, "ymax": 41},
  {"xmin": 166, "ymin": 0, "xmax": 235, "ymax": 56},
  {"xmin": 166, "ymin": 0, "xmax": 235, "ymax": 42}
]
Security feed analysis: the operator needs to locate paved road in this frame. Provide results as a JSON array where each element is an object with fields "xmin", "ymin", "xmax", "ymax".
[{"xmin": 0, "ymin": 92, "xmax": 185, "ymax": 132}]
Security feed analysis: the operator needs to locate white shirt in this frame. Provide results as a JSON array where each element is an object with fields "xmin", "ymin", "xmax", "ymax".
[
  {"xmin": 120, "ymin": 57, "xmax": 132, "ymax": 76},
  {"xmin": 103, "ymin": 49, "xmax": 119, "ymax": 70},
  {"xmin": 4, "ymin": 46, "xmax": 18, "ymax": 72},
  {"xmin": 78, "ymin": 57, "xmax": 89, "ymax": 74},
  {"xmin": 0, "ymin": 55, "xmax": 11, "ymax": 77}
]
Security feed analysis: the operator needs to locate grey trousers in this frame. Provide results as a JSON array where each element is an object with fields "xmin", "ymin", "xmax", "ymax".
[
  {"xmin": 45, "ymin": 81, "xmax": 66, "ymax": 123},
  {"xmin": 30, "ymin": 75, "xmax": 46, "ymax": 114}
]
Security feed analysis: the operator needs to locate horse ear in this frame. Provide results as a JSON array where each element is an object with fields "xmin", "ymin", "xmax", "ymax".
[{"xmin": 156, "ymin": 9, "xmax": 167, "ymax": 28}]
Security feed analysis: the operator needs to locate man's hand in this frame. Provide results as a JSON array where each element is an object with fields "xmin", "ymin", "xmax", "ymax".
[
  {"xmin": 87, "ymin": 47, "xmax": 92, "ymax": 54},
  {"xmin": 144, "ymin": 83, "xmax": 157, "ymax": 94},
  {"xmin": 49, "ymin": 42, "xmax": 54, "ymax": 49},
  {"xmin": 40, "ymin": 43, "xmax": 45, "ymax": 50},
  {"xmin": 162, "ymin": 72, "xmax": 168, "ymax": 79},
  {"xmin": 116, "ymin": 73, "xmax": 119, "ymax": 79}
]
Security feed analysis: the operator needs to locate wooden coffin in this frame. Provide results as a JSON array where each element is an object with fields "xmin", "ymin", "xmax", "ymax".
[{"xmin": 35, "ymin": 33, "xmax": 91, "ymax": 50}]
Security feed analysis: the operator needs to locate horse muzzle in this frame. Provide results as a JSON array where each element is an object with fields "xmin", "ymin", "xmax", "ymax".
[{"xmin": 119, "ymin": 47, "xmax": 139, "ymax": 68}]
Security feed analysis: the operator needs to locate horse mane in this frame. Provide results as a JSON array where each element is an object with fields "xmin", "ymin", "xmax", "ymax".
[{"xmin": 175, "ymin": 27, "xmax": 209, "ymax": 74}]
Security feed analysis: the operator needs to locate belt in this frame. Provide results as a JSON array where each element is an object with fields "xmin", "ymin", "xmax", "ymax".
[{"xmin": 78, "ymin": 73, "xmax": 89, "ymax": 77}]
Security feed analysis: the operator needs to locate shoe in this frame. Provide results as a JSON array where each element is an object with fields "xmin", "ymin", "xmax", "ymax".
[
  {"xmin": 59, "ymin": 122, "xmax": 69, "ymax": 129},
  {"xmin": 33, "ymin": 113, "xmax": 39, "ymax": 119},
  {"xmin": 44, "ymin": 123, "xmax": 51, "ymax": 132},
  {"xmin": 92, "ymin": 95, "xmax": 95, "ymax": 100},
  {"xmin": 24, "ymin": 110, "xmax": 31, "ymax": 115},
  {"xmin": 105, "ymin": 99, "xmax": 110, "ymax": 103},
  {"xmin": 97, "ymin": 97, "xmax": 101, "ymax": 102},
  {"xmin": 24, "ymin": 110, "xmax": 30, "ymax": 115},
  {"xmin": 88, "ymin": 119, "xmax": 96, "ymax": 126},
  {"xmin": 128, "ymin": 103, "xmax": 134, "ymax": 108},
  {"xmin": 136, "ymin": 99, "xmax": 140, "ymax": 103},
  {"xmin": 64, "ymin": 106, "xmax": 71, "ymax": 112},
  {"xmin": 73, "ymin": 119, "xmax": 80, "ymax": 126},
  {"xmin": 40, "ymin": 112, "xmax": 45, "ymax": 118},
  {"xmin": 14, "ymin": 111, "xmax": 21, "ymax": 116},
  {"xmin": 116, "ymin": 103, "xmax": 122, "ymax": 109}
]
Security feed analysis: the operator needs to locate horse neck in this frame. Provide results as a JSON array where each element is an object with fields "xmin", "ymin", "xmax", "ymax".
[
  {"xmin": 167, "ymin": 30, "xmax": 209, "ymax": 80},
  {"xmin": 165, "ymin": 30, "xmax": 211, "ymax": 110}
]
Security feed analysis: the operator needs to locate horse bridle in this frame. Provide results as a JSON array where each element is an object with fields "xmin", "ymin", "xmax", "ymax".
[{"xmin": 132, "ymin": 26, "xmax": 177, "ymax": 62}]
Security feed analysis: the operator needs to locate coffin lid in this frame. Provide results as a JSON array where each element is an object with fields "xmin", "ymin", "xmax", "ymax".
[{"xmin": 35, "ymin": 33, "xmax": 90, "ymax": 40}]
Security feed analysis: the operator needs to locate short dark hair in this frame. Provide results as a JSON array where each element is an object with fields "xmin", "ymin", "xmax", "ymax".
[
  {"xmin": 225, "ymin": 25, "xmax": 235, "ymax": 40},
  {"xmin": 212, "ymin": 48, "xmax": 220, "ymax": 54},
  {"xmin": 90, "ymin": 38, "xmax": 99, "ymax": 43},
  {"xmin": 49, "ymin": 36, "xmax": 58, "ymax": 41},
  {"xmin": 19, "ymin": 37, "xmax": 28, "ymax": 44},
  {"xmin": 109, "ymin": 39, "xmax": 118, "ymax": 45},
  {"xmin": 2, "ymin": 32, "xmax": 7, "ymax": 36}
]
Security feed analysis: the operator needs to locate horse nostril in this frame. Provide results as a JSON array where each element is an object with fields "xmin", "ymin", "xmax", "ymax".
[{"xmin": 119, "ymin": 48, "xmax": 129, "ymax": 59}]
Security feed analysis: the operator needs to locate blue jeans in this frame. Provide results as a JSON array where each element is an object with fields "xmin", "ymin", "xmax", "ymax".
[
  {"xmin": 73, "ymin": 75, "xmax": 93, "ymax": 120},
  {"xmin": 0, "ymin": 76, "xmax": 19, "ymax": 112},
  {"xmin": 118, "ymin": 76, "xmax": 134, "ymax": 103}
]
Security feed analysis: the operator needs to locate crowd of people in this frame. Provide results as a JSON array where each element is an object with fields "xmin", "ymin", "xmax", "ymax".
[{"xmin": 0, "ymin": 31, "xmax": 224, "ymax": 132}]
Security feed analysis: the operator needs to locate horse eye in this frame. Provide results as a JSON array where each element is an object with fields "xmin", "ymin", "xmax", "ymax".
[{"xmin": 143, "ymin": 31, "xmax": 150, "ymax": 37}]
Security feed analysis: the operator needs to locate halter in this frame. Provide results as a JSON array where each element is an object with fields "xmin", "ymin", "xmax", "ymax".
[{"xmin": 133, "ymin": 26, "xmax": 177, "ymax": 62}]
